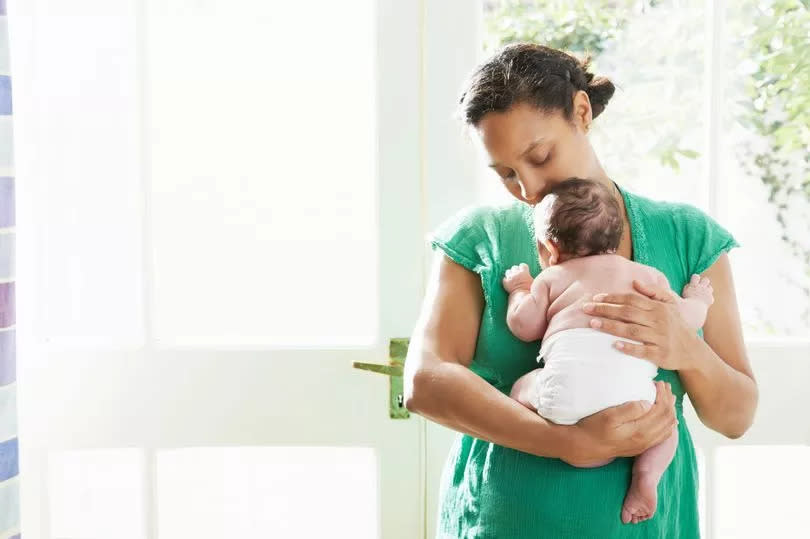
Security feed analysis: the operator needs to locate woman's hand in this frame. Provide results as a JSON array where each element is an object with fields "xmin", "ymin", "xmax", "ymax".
[
  {"xmin": 582, "ymin": 280, "xmax": 701, "ymax": 371},
  {"xmin": 562, "ymin": 381, "xmax": 678, "ymax": 467}
]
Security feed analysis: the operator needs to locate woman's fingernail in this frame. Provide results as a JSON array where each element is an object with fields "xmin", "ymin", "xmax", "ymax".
[
  {"xmin": 590, "ymin": 319, "xmax": 602, "ymax": 328},
  {"xmin": 614, "ymin": 341, "xmax": 624, "ymax": 349},
  {"xmin": 582, "ymin": 303, "xmax": 594, "ymax": 312},
  {"xmin": 593, "ymin": 293, "xmax": 607, "ymax": 301}
]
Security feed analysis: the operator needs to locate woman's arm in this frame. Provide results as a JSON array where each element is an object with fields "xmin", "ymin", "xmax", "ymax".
[
  {"xmin": 403, "ymin": 252, "xmax": 572, "ymax": 458},
  {"xmin": 585, "ymin": 253, "xmax": 758, "ymax": 439},
  {"xmin": 677, "ymin": 253, "xmax": 758, "ymax": 439},
  {"xmin": 403, "ymin": 251, "xmax": 677, "ymax": 463}
]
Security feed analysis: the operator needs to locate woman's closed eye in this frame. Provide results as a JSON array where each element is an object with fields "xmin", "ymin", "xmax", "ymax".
[
  {"xmin": 530, "ymin": 153, "xmax": 551, "ymax": 167},
  {"xmin": 499, "ymin": 154, "xmax": 551, "ymax": 182}
]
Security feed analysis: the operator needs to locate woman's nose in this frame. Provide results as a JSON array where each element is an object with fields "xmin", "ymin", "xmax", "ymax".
[{"xmin": 518, "ymin": 177, "xmax": 541, "ymax": 204}]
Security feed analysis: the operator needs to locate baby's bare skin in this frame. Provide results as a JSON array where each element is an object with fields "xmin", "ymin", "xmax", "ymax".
[
  {"xmin": 503, "ymin": 254, "xmax": 714, "ymax": 525},
  {"xmin": 502, "ymin": 253, "xmax": 713, "ymax": 344}
]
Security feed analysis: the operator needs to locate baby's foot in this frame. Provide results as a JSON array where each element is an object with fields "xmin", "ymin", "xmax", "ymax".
[
  {"xmin": 621, "ymin": 472, "xmax": 658, "ymax": 525},
  {"xmin": 682, "ymin": 274, "xmax": 714, "ymax": 306}
]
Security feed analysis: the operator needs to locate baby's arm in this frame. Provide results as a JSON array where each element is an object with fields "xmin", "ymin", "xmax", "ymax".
[
  {"xmin": 654, "ymin": 272, "xmax": 714, "ymax": 330},
  {"xmin": 502, "ymin": 263, "xmax": 550, "ymax": 342}
]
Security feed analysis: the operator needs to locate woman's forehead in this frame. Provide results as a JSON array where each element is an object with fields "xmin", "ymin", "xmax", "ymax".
[{"xmin": 477, "ymin": 104, "xmax": 562, "ymax": 162}]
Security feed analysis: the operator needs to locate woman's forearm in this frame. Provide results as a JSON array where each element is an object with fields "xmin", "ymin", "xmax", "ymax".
[
  {"xmin": 405, "ymin": 354, "xmax": 574, "ymax": 459},
  {"xmin": 679, "ymin": 336, "xmax": 758, "ymax": 439}
]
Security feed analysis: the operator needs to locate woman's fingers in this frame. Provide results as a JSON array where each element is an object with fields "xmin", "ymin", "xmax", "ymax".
[
  {"xmin": 604, "ymin": 398, "xmax": 652, "ymax": 424},
  {"xmin": 633, "ymin": 382, "xmax": 677, "ymax": 449},
  {"xmin": 589, "ymin": 292, "xmax": 653, "ymax": 311},
  {"xmin": 583, "ymin": 301, "xmax": 647, "ymax": 324},
  {"xmin": 589, "ymin": 318, "xmax": 657, "ymax": 342},
  {"xmin": 632, "ymin": 279, "xmax": 676, "ymax": 303}
]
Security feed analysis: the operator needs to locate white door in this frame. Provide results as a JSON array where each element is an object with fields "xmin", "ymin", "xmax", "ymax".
[{"xmin": 10, "ymin": 1, "xmax": 428, "ymax": 538}]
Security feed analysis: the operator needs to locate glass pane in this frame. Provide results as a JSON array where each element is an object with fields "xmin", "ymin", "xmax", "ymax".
[
  {"xmin": 721, "ymin": 0, "xmax": 810, "ymax": 337},
  {"xmin": 480, "ymin": 0, "xmax": 707, "ymax": 208},
  {"xmin": 716, "ymin": 445, "xmax": 810, "ymax": 538},
  {"xmin": 157, "ymin": 446, "xmax": 377, "ymax": 539},
  {"xmin": 146, "ymin": 0, "xmax": 377, "ymax": 347},
  {"xmin": 26, "ymin": 7, "xmax": 144, "ymax": 347},
  {"xmin": 48, "ymin": 449, "xmax": 146, "ymax": 539}
]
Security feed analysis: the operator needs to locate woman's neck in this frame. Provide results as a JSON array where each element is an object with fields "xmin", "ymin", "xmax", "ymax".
[{"xmin": 607, "ymin": 179, "xmax": 634, "ymax": 261}]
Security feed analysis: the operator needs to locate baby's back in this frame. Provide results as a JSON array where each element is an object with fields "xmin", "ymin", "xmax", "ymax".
[{"xmin": 540, "ymin": 254, "xmax": 660, "ymax": 340}]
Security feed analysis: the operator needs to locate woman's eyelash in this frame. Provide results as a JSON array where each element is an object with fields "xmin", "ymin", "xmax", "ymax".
[{"xmin": 501, "ymin": 156, "xmax": 549, "ymax": 180}]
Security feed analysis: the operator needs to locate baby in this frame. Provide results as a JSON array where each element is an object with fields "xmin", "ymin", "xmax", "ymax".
[{"xmin": 502, "ymin": 178, "xmax": 714, "ymax": 525}]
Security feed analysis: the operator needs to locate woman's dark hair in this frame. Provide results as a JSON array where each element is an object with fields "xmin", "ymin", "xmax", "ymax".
[
  {"xmin": 536, "ymin": 178, "xmax": 623, "ymax": 257},
  {"xmin": 457, "ymin": 42, "xmax": 616, "ymax": 126}
]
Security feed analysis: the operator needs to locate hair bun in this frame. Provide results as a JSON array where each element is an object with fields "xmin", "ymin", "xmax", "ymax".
[
  {"xmin": 586, "ymin": 77, "xmax": 616, "ymax": 119},
  {"xmin": 576, "ymin": 53, "xmax": 615, "ymax": 119}
]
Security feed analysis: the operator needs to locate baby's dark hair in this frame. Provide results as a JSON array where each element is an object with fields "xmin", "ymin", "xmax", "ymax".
[
  {"xmin": 534, "ymin": 178, "xmax": 623, "ymax": 258},
  {"xmin": 457, "ymin": 42, "xmax": 615, "ymax": 126}
]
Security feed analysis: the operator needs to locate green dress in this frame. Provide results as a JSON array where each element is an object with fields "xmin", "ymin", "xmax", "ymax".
[{"xmin": 427, "ymin": 182, "xmax": 739, "ymax": 539}]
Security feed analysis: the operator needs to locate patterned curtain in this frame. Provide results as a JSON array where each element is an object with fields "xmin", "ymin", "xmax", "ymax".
[{"xmin": 0, "ymin": 0, "xmax": 19, "ymax": 537}]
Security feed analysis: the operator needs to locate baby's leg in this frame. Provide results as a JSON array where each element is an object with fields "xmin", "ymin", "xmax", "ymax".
[
  {"xmin": 509, "ymin": 368, "xmax": 541, "ymax": 411},
  {"xmin": 621, "ymin": 426, "xmax": 679, "ymax": 525}
]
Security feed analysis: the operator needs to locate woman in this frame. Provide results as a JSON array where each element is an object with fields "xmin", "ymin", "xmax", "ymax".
[{"xmin": 403, "ymin": 43, "xmax": 758, "ymax": 538}]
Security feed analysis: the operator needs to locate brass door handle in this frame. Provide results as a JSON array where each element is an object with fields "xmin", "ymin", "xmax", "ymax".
[
  {"xmin": 351, "ymin": 362, "xmax": 403, "ymax": 377},
  {"xmin": 352, "ymin": 338, "xmax": 409, "ymax": 419}
]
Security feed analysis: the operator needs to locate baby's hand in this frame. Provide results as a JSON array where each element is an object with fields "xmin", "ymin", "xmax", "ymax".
[
  {"xmin": 502, "ymin": 263, "xmax": 534, "ymax": 294},
  {"xmin": 682, "ymin": 274, "xmax": 714, "ymax": 306}
]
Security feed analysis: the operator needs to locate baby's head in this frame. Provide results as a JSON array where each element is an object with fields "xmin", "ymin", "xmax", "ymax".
[{"xmin": 533, "ymin": 178, "xmax": 623, "ymax": 268}]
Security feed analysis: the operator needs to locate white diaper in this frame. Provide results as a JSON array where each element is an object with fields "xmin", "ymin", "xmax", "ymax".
[{"xmin": 530, "ymin": 327, "xmax": 658, "ymax": 425}]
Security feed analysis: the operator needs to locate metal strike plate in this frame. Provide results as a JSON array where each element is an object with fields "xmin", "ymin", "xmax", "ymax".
[{"xmin": 352, "ymin": 338, "xmax": 410, "ymax": 419}]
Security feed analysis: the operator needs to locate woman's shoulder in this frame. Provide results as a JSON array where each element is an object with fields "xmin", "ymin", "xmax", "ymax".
[
  {"xmin": 427, "ymin": 200, "xmax": 534, "ymax": 276},
  {"xmin": 626, "ymin": 189, "xmax": 729, "ymax": 236},
  {"xmin": 430, "ymin": 200, "xmax": 527, "ymax": 235},
  {"xmin": 625, "ymin": 188, "xmax": 740, "ymax": 276},
  {"xmin": 428, "ymin": 201, "xmax": 530, "ymax": 250},
  {"xmin": 626, "ymin": 188, "xmax": 703, "ymax": 224}
]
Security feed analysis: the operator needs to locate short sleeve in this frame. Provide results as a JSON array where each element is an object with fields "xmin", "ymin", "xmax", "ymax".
[
  {"xmin": 682, "ymin": 205, "xmax": 741, "ymax": 276},
  {"xmin": 427, "ymin": 204, "xmax": 498, "ymax": 279}
]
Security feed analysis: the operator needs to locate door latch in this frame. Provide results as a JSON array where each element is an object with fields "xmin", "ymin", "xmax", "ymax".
[{"xmin": 352, "ymin": 338, "xmax": 410, "ymax": 419}]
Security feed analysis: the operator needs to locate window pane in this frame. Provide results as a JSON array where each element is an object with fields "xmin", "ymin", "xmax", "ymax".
[
  {"xmin": 157, "ymin": 446, "xmax": 378, "ymax": 539},
  {"xmin": 480, "ymin": 0, "xmax": 707, "ymax": 208},
  {"xmin": 721, "ymin": 0, "xmax": 810, "ymax": 337},
  {"xmin": 147, "ymin": 0, "xmax": 377, "ymax": 347},
  {"xmin": 48, "ymin": 449, "xmax": 146, "ymax": 539},
  {"xmin": 25, "ymin": 8, "xmax": 144, "ymax": 347},
  {"xmin": 716, "ymin": 445, "xmax": 810, "ymax": 538}
]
